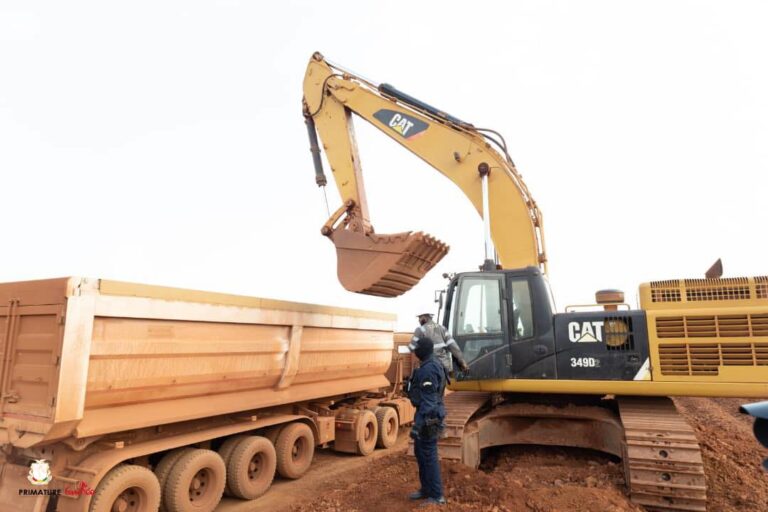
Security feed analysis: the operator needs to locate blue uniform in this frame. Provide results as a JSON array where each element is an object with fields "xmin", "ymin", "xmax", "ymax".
[{"xmin": 407, "ymin": 355, "xmax": 448, "ymax": 501}]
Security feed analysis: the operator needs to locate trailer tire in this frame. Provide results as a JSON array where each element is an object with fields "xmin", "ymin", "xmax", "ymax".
[
  {"xmin": 226, "ymin": 436, "xmax": 277, "ymax": 499},
  {"xmin": 155, "ymin": 448, "xmax": 193, "ymax": 512},
  {"xmin": 356, "ymin": 409, "xmax": 378, "ymax": 456},
  {"xmin": 263, "ymin": 425, "xmax": 283, "ymax": 446},
  {"xmin": 375, "ymin": 407, "xmax": 399, "ymax": 449},
  {"xmin": 217, "ymin": 435, "xmax": 247, "ymax": 497},
  {"xmin": 275, "ymin": 422, "xmax": 314, "ymax": 479},
  {"xmin": 90, "ymin": 464, "xmax": 161, "ymax": 512},
  {"xmin": 164, "ymin": 449, "xmax": 226, "ymax": 512}
]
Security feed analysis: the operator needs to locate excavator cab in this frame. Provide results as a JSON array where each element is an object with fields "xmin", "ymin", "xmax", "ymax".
[
  {"xmin": 443, "ymin": 266, "xmax": 558, "ymax": 380},
  {"xmin": 444, "ymin": 266, "xmax": 652, "ymax": 382}
]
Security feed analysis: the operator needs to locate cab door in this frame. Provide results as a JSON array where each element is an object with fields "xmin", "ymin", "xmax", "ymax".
[
  {"xmin": 505, "ymin": 271, "xmax": 557, "ymax": 379},
  {"xmin": 449, "ymin": 273, "xmax": 511, "ymax": 380}
]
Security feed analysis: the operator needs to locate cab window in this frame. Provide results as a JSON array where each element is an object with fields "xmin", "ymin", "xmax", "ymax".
[
  {"xmin": 455, "ymin": 277, "xmax": 503, "ymax": 336},
  {"xmin": 510, "ymin": 278, "xmax": 533, "ymax": 340}
]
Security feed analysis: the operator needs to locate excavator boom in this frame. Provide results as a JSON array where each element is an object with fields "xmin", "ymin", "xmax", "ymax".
[{"xmin": 302, "ymin": 52, "xmax": 546, "ymax": 296}]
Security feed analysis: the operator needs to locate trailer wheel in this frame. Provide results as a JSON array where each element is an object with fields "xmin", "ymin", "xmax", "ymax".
[
  {"xmin": 217, "ymin": 435, "xmax": 247, "ymax": 497},
  {"xmin": 90, "ymin": 464, "xmax": 161, "ymax": 512},
  {"xmin": 263, "ymin": 425, "xmax": 283, "ymax": 446},
  {"xmin": 226, "ymin": 436, "xmax": 277, "ymax": 499},
  {"xmin": 375, "ymin": 407, "xmax": 399, "ymax": 449},
  {"xmin": 275, "ymin": 422, "xmax": 314, "ymax": 479},
  {"xmin": 164, "ymin": 449, "xmax": 225, "ymax": 512},
  {"xmin": 356, "ymin": 409, "xmax": 379, "ymax": 456},
  {"xmin": 155, "ymin": 448, "xmax": 193, "ymax": 512}
]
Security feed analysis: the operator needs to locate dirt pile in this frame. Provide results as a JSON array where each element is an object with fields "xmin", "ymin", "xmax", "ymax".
[
  {"xmin": 291, "ymin": 445, "xmax": 642, "ymax": 512},
  {"xmin": 673, "ymin": 397, "xmax": 768, "ymax": 511},
  {"xmin": 290, "ymin": 398, "xmax": 768, "ymax": 512}
]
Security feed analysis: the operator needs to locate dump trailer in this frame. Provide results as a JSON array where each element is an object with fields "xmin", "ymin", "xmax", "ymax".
[{"xmin": 0, "ymin": 277, "xmax": 415, "ymax": 512}]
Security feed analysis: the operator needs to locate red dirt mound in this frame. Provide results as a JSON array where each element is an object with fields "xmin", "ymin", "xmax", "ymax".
[{"xmin": 291, "ymin": 398, "xmax": 768, "ymax": 512}]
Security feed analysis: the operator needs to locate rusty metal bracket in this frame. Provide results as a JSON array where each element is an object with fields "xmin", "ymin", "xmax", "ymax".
[
  {"xmin": 0, "ymin": 299, "xmax": 20, "ymax": 416},
  {"xmin": 320, "ymin": 199, "xmax": 356, "ymax": 237}
]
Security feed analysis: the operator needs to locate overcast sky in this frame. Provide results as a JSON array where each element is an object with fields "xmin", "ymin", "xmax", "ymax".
[{"xmin": 1, "ymin": 1, "xmax": 766, "ymax": 330}]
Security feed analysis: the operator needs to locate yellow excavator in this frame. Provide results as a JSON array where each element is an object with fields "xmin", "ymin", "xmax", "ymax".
[{"xmin": 302, "ymin": 52, "xmax": 768, "ymax": 511}]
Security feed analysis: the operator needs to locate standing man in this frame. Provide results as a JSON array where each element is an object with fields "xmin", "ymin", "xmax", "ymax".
[
  {"xmin": 410, "ymin": 312, "xmax": 470, "ymax": 375},
  {"xmin": 407, "ymin": 338, "xmax": 447, "ymax": 506}
]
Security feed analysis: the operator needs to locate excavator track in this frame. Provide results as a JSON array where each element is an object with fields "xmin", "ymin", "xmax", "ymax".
[
  {"xmin": 432, "ymin": 394, "xmax": 707, "ymax": 511},
  {"xmin": 436, "ymin": 392, "xmax": 493, "ymax": 466},
  {"xmin": 618, "ymin": 397, "xmax": 707, "ymax": 512}
]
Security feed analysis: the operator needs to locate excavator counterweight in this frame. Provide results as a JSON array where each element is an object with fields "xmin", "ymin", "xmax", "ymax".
[{"xmin": 330, "ymin": 228, "xmax": 448, "ymax": 297}]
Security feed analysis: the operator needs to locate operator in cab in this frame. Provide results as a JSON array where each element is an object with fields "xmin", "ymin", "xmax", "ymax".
[
  {"xmin": 407, "ymin": 337, "xmax": 448, "ymax": 506},
  {"xmin": 410, "ymin": 312, "xmax": 470, "ymax": 375}
]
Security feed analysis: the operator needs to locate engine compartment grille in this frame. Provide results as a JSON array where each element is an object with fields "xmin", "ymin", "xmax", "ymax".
[
  {"xmin": 658, "ymin": 342, "xmax": 768, "ymax": 376},
  {"xmin": 656, "ymin": 314, "xmax": 768, "ymax": 338},
  {"xmin": 757, "ymin": 276, "xmax": 768, "ymax": 299},
  {"xmin": 656, "ymin": 312, "xmax": 768, "ymax": 376},
  {"xmin": 604, "ymin": 315, "xmax": 636, "ymax": 351},
  {"xmin": 646, "ymin": 276, "xmax": 768, "ymax": 306},
  {"xmin": 650, "ymin": 287, "xmax": 682, "ymax": 303}
]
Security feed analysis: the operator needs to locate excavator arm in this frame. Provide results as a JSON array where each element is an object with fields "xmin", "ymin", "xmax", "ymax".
[{"xmin": 302, "ymin": 52, "xmax": 546, "ymax": 297}]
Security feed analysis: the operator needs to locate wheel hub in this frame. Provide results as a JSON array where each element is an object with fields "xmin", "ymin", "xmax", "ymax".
[
  {"xmin": 248, "ymin": 455, "xmax": 261, "ymax": 479},
  {"xmin": 292, "ymin": 441, "xmax": 303, "ymax": 461},
  {"xmin": 112, "ymin": 488, "xmax": 139, "ymax": 512},
  {"xmin": 189, "ymin": 469, "xmax": 209, "ymax": 501}
]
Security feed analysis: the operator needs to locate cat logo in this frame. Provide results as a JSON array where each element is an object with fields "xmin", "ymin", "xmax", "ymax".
[
  {"xmin": 389, "ymin": 114, "xmax": 414, "ymax": 135},
  {"xmin": 568, "ymin": 321, "xmax": 604, "ymax": 343},
  {"xmin": 372, "ymin": 109, "xmax": 429, "ymax": 140}
]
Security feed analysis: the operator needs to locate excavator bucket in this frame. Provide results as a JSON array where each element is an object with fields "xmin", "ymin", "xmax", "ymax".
[{"xmin": 330, "ymin": 229, "xmax": 449, "ymax": 297}]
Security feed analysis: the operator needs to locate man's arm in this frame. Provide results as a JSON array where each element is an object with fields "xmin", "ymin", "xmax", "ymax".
[
  {"xmin": 416, "ymin": 365, "xmax": 442, "ymax": 417},
  {"xmin": 440, "ymin": 327, "xmax": 469, "ymax": 372},
  {"xmin": 447, "ymin": 343, "xmax": 469, "ymax": 372},
  {"xmin": 407, "ymin": 366, "xmax": 422, "ymax": 407}
]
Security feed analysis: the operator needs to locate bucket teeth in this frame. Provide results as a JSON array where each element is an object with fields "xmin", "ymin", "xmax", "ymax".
[{"xmin": 329, "ymin": 229, "xmax": 449, "ymax": 297}]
